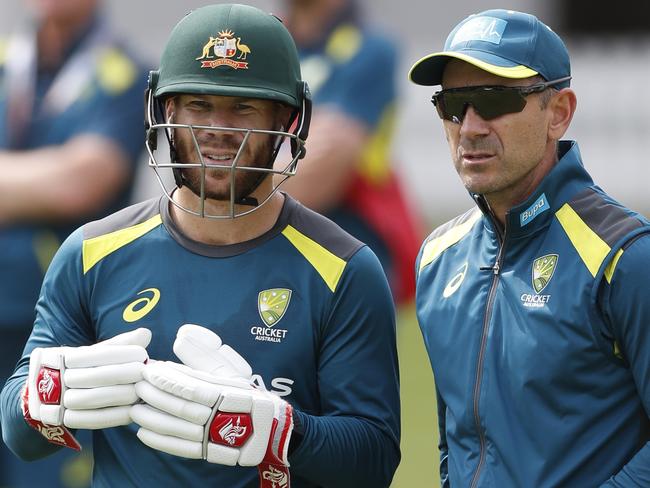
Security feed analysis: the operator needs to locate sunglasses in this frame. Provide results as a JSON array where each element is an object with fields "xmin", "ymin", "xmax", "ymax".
[{"xmin": 431, "ymin": 76, "xmax": 572, "ymax": 123}]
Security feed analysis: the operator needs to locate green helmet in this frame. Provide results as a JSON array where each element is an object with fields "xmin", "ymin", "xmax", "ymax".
[{"xmin": 145, "ymin": 3, "xmax": 311, "ymax": 219}]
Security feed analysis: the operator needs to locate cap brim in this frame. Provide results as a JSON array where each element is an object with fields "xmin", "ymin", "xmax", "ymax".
[
  {"xmin": 155, "ymin": 81, "xmax": 299, "ymax": 108},
  {"xmin": 409, "ymin": 51, "xmax": 538, "ymax": 86}
]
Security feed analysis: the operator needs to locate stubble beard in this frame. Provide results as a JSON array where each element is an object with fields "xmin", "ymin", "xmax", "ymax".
[{"xmin": 176, "ymin": 136, "xmax": 275, "ymax": 203}]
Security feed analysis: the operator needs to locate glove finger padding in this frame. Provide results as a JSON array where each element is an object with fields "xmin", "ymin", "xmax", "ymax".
[
  {"xmin": 174, "ymin": 324, "xmax": 253, "ymax": 379},
  {"xmin": 131, "ymin": 359, "xmax": 292, "ymax": 468},
  {"xmin": 26, "ymin": 327, "xmax": 151, "ymax": 442}
]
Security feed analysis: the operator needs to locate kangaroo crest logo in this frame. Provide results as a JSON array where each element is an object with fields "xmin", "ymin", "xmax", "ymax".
[
  {"xmin": 196, "ymin": 29, "xmax": 251, "ymax": 69},
  {"xmin": 258, "ymin": 289, "xmax": 292, "ymax": 327},
  {"xmin": 532, "ymin": 254, "xmax": 558, "ymax": 293}
]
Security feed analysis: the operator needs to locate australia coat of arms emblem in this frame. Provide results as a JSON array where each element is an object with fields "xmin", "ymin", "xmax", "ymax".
[{"xmin": 196, "ymin": 29, "xmax": 251, "ymax": 69}]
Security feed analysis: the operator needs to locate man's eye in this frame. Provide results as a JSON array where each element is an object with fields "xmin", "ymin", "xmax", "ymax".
[{"xmin": 188, "ymin": 101, "xmax": 210, "ymax": 110}]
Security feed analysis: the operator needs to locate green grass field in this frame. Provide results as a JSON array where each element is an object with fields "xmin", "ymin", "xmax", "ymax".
[{"xmin": 391, "ymin": 304, "xmax": 440, "ymax": 487}]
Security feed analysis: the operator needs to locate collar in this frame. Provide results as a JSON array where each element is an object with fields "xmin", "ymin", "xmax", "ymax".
[
  {"xmin": 160, "ymin": 192, "xmax": 297, "ymax": 258},
  {"xmin": 475, "ymin": 141, "xmax": 594, "ymax": 239}
]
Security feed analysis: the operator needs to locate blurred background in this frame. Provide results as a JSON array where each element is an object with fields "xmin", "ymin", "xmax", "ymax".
[
  {"xmin": 1, "ymin": 1, "xmax": 648, "ymax": 487},
  {"xmin": 3, "ymin": 0, "xmax": 648, "ymax": 223}
]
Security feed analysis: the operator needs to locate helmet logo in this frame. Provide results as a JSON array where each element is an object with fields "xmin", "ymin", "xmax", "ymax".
[{"xmin": 196, "ymin": 29, "xmax": 251, "ymax": 70}]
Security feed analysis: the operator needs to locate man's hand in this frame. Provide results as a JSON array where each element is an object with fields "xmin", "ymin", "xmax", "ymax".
[
  {"xmin": 131, "ymin": 324, "xmax": 293, "ymax": 486},
  {"xmin": 24, "ymin": 328, "xmax": 151, "ymax": 450}
]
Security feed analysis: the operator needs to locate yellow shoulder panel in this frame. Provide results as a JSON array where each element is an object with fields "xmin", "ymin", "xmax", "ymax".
[
  {"xmin": 281, "ymin": 225, "xmax": 347, "ymax": 292},
  {"xmin": 419, "ymin": 210, "xmax": 481, "ymax": 272},
  {"xmin": 97, "ymin": 48, "xmax": 137, "ymax": 95},
  {"xmin": 325, "ymin": 24, "xmax": 362, "ymax": 63},
  {"xmin": 82, "ymin": 214, "xmax": 162, "ymax": 274},
  {"xmin": 556, "ymin": 204, "xmax": 611, "ymax": 278}
]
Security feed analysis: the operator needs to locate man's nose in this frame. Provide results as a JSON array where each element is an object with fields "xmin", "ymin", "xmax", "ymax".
[{"xmin": 459, "ymin": 105, "xmax": 490, "ymax": 137}]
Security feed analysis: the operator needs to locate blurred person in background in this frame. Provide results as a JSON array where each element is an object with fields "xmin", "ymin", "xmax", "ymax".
[
  {"xmin": 0, "ymin": 4, "xmax": 400, "ymax": 487},
  {"xmin": 411, "ymin": 9, "xmax": 650, "ymax": 487},
  {"xmin": 279, "ymin": 0, "xmax": 422, "ymax": 305},
  {"xmin": 0, "ymin": 0, "xmax": 147, "ymax": 485}
]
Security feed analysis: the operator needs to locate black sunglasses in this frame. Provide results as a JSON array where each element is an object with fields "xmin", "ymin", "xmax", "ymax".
[{"xmin": 431, "ymin": 76, "xmax": 572, "ymax": 123}]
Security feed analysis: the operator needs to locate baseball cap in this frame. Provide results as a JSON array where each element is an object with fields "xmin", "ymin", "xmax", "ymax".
[{"xmin": 409, "ymin": 9, "xmax": 571, "ymax": 88}]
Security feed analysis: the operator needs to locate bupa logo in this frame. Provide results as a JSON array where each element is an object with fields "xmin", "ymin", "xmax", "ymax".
[{"xmin": 520, "ymin": 193, "xmax": 550, "ymax": 227}]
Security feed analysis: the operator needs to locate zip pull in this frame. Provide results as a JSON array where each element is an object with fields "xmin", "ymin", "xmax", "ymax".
[{"xmin": 479, "ymin": 262, "xmax": 500, "ymax": 274}]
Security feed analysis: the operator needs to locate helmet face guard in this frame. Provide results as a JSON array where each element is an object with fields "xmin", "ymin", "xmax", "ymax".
[{"xmin": 144, "ymin": 4, "xmax": 311, "ymax": 219}]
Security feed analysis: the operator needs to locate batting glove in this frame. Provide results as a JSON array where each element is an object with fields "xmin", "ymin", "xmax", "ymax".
[
  {"xmin": 23, "ymin": 328, "xmax": 151, "ymax": 450},
  {"xmin": 131, "ymin": 324, "xmax": 293, "ymax": 487}
]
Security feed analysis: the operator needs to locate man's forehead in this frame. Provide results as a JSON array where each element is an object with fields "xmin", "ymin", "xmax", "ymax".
[
  {"xmin": 176, "ymin": 93, "xmax": 269, "ymax": 104},
  {"xmin": 441, "ymin": 59, "xmax": 536, "ymax": 89}
]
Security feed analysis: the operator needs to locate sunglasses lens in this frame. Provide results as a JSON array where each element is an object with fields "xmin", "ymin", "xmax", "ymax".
[{"xmin": 435, "ymin": 88, "xmax": 528, "ymax": 122}]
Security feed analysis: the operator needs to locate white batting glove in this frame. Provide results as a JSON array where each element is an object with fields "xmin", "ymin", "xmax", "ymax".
[
  {"xmin": 23, "ymin": 328, "xmax": 151, "ymax": 450},
  {"xmin": 131, "ymin": 325, "xmax": 293, "ymax": 487}
]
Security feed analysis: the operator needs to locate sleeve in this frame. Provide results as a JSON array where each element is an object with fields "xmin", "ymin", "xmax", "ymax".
[
  {"xmin": 436, "ymin": 387, "xmax": 449, "ymax": 488},
  {"xmin": 288, "ymin": 246, "xmax": 401, "ymax": 487},
  {"xmin": 317, "ymin": 31, "xmax": 397, "ymax": 131},
  {"xmin": 0, "ymin": 228, "xmax": 95, "ymax": 461},
  {"xmin": 597, "ymin": 234, "xmax": 650, "ymax": 487}
]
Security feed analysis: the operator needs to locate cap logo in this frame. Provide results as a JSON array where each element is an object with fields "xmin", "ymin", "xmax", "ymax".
[
  {"xmin": 195, "ymin": 29, "xmax": 251, "ymax": 70},
  {"xmin": 450, "ymin": 16, "xmax": 507, "ymax": 48}
]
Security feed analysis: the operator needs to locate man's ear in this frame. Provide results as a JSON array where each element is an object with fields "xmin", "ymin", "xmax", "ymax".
[
  {"xmin": 548, "ymin": 88, "xmax": 577, "ymax": 141},
  {"xmin": 165, "ymin": 97, "xmax": 177, "ymax": 122}
]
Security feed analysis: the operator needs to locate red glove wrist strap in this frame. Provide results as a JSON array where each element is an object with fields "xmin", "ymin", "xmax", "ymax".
[{"xmin": 21, "ymin": 384, "xmax": 81, "ymax": 451}]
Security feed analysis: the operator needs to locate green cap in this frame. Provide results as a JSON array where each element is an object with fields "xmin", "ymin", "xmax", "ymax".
[{"xmin": 152, "ymin": 3, "xmax": 304, "ymax": 108}]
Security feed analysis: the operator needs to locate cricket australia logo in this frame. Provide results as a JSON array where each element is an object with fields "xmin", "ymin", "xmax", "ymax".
[
  {"xmin": 196, "ymin": 29, "xmax": 251, "ymax": 69},
  {"xmin": 259, "ymin": 289, "xmax": 292, "ymax": 326},
  {"xmin": 532, "ymin": 254, "xmax": 558, "ymax": 293},
  {"xmin": 250, "ymin": 288, "xmax": 291, "ymax": 343},
  {"xmin": 521, "ymin": 254, "xmax": 558, "ymax": 308}
]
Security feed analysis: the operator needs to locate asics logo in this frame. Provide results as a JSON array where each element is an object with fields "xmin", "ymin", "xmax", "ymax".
[
  {"xmin": 123, "ymin": 288, "xmax": 160, "ymax": 323},
  {"xmin": 443, "ymin": 262, "xmax": 468, "ymax": 298}
]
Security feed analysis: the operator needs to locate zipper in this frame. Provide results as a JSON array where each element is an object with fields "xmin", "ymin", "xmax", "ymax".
[{"xmin": 470, "ymin": 203, "xmax": 506, "ymax": 488}]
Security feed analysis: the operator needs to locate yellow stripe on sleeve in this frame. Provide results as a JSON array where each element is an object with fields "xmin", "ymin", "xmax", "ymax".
[
  {"xmin": 556, "ymin": 204, "xmax": 611, "ymax": 277},
  {"xmin": 82, "ymin": 214, "xmax": 162, "ymax": 274},
  {"xmin": 604, "ymin": 248, "xmax": 624, "ymax": 284},
  {"xmin": 419, "ymin": 210, "xmax": 481, "ymax": 272},
  {"xmin": 282, "ymin": 225, "xmax": 347, "ymax": 292}
]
